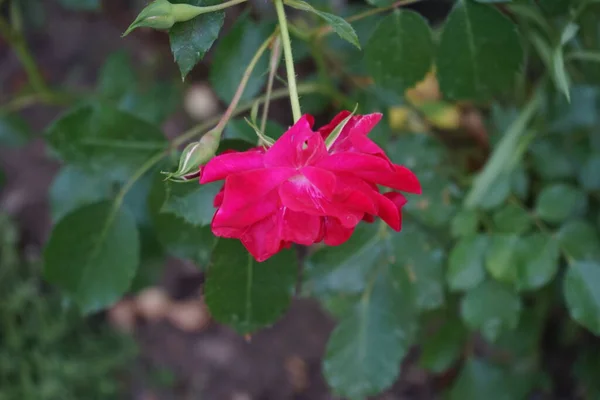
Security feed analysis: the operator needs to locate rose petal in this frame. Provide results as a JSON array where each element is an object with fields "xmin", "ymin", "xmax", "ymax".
[
  {"xmin": 322, "ymin": 217, "xmax": 354, "ymax": 246},
  {"xmin": 200, "ymin": 151, "xmax": 265, "ymax": 183},
  {"xmin": 280, "ymin": 208, "xmax": 321, "ymax": 245},
  {"xmin": 264, "ymin": 115, "xmax": 328, "ymax": 168},
  {"xmin": 300, "ymin": 166, "xmax": 336, "ymax": 199},
  {"xmin": 279, "ymin": 179, "xmax": 363, "ymax": 228},
  {"xmin": 317, "ymin": 153, "xmax": 421, "ymax": 194},
  {"xmin": 240, "ymin": 213, "xmax": 286, "ymax": 262}
]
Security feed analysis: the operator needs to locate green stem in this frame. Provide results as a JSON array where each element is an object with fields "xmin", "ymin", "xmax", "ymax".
[
  {"xmin": 173, "ymin": 82, "xmax": 322, "ymax": 148},
  {"xmin": 0, "ymin": 16, "xmax": 50, "ymax": 96},
  {"xmin": 212, "ymin": 32, "xmax": 275, "ymax": 135},
  {"xmin": 260, "ymin": 37, "xmax": 282, "ymax": 138},
  {"xmin": 274, "ymin": 0, "xmax": 302, "ymax": 123},
  {"xmin": 174, "ymin": 0, "xmax": 248, "ymax": 20}
]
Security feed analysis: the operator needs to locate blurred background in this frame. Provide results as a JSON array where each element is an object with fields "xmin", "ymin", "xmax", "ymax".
[{"xmin": 1, "ymin": 0, "xmax": 600, "ymax": 399}]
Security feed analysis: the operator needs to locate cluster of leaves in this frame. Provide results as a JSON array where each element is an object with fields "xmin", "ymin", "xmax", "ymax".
[
  {"xmin": 0, "ymin": 215, "xmax": 136, "ymax": 400},
  {"xmin": 1, "ymin": 0, "xmax": 600, "ymax": 398}
]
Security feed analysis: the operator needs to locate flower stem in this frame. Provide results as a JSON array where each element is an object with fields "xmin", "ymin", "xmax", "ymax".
[
  {"xmin": 260, "ymin": 37, "xmax": 282, "ymax": 138},
  {"xmin": 213, "ymin": 31, "xmax": 275, "ymax": 134},
  {"xmin": 0, "ymin": 16, "xmax": 50, "ymax": 96},
  {"xmin": 173, "ymin": 0, "xmax": 248, "ymax": 20},
  {"xmin": 274, "ymin": 0, "xmax": 302, "ymax": 123}
]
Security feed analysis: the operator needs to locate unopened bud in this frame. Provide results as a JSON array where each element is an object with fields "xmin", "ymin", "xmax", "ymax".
[
  {"xmin": 123, "ymin": 0, "xmax": 175, "ymax": 36},
  {"xmin": 164, "ymin": 129, "xmax": 222, "ymax": 181},
  {"xmin": 123, "ymin": 0, "xmax": 209, "ymax": 36}
]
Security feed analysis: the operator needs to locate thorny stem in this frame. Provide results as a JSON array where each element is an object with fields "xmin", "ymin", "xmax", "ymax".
[
  {"xmin": 274, "ymin": 0, "xmax": 302, "ymax": 123},
  {"xmin": 260, "ymin": 37, "xmax": 282, "ymax": 140},
  {"xmin": 211, "ymin": 31, "xmax": 275, "ymax": 136}
]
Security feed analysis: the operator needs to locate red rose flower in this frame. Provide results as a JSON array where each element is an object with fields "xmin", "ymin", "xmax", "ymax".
[{"xmin": 199, "ymin": 111, "xmax": 421, "ymax": 262}]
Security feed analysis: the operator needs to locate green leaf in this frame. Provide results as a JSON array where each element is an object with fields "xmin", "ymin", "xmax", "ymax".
[
  {"xmin": 365, "ymin": 10, "xmax": 433, "ymax": 95},
  {"xmin": 534, "ymin": 183, "xmax": 587, "ymax": 223},
  {"xmin": 118, "ymin": 82, "xmax": 182, "ymax": 125},
  {"xmin": 49, "ymin": 165, "xmax": 114, "ymax": 223},
  {"xmin": 43, "ymin": 201, "xmax": 139, "ymax": 313},
  {"xmin": 130, "ymin": 229, "xmax": 166, "ymax": 292},
  {"xmin": 451, "ymin": 209, "xmax": 479, "ymax": 238},
  {"xmin": 306, "ymin": 222, "xmax": 441, "ymax": 397},
  {"xmin": 388, "ymin": 133, "xmax": 446, "ymax": 173},
  {"xmin": 305, "ymin": 224, "xmax": 386, "ymax": 296},
  {"xmin": 511, "ymin": 166, "xmax": 529, "ymax": 200},
  {"xmin": 287, "ymin": 0, "xmax": 360, "ymax": 49},
  {"xmin": 564, "ymin": 261, "xmax": 600, "ymax": 335},
  {"xmin": 448, "ymin": 235, "xmax": 488, "ymax": 292},
  {"xmin": 393, "ymin": 223, "xmax": 446, "ymax": 311},
  {"xmin": 539, "ymin": 0, "xmax": 570, "ymax": 16},
  {"xmin": 579, "ymin": 153, "xmax": 600, "ymax": 191},
  {"xmin": 169, "ymin": 0, "xmax": 225, "ymax": 80},
  {"xmin": 558, "ymin": 220, "xmax": 600, "ymax": 262},
  {"xmin": 404, "ymin": 170, "xmax": 458, "ymax": 228},
  {"xmin": 492, "ymin": 203, "xmax": 532, "ymax": 234},
  {"xmin": 464, "ymin": 92, "xmax": 540, "ymax": 208},
  {"xmin": 450, "ymin": 358, "xmax": 518, "ymax": 400},
  {"xmin": 148, "ymin": 173, "xmax": 215, "ymax": 265},
  {"xmin": 530, "ymin": 138, "xmax": 576, "ymax": 179},
  {"xmin": 475, "ymin": 0, "xmax": 511, "ymax": 2},
  {"xmin": 436, "ymin": 0, "xmax": 523, "ymax": 101},
  {"xmin": 45, "ymin": 103, "xmax": 168, "ymax": 178},
  {"xmin": 485, "ymin": 234, "xmax": 521, "ymax": 284},
  {"xmin": 204, "ymin": 239, "xmax": 297, "ymax": 334},
  {"xmin": 160, "ymin": 181, "xmax": 221, "ymax": 227},
  {"xmin": 97, "ymin": 51, "xmax": 137, "ymax": 101},
  {"xmin": 477, "ymin": 171, "xmax": 511, "ymax": 210},
  {"xmin": 460, "ymin": 281, "xmax": 521, "ymax": 342},
  {"xmin": 419, "ymin": 318, "xmax": 466, "ymax": 373},
  {"xmin": 57, "ymin": 0, "xmax": 100, "ymax": 11},
  {"xmin": 323, "ymin": 274, "xmax": 417, "ymax": 400},
  {"xmin": 209, "ymin": 16, "xmax": 270, "ymax": 103},
  {"xmin": 515, "ymin": 233, "xmax": 560, "ymax": 291},
  {"xmin": 0, "ymin": 113, "xmax": 32, "ymax": 147}
]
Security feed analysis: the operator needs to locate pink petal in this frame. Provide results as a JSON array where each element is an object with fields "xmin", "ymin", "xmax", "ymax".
[
  {"xmin": 219, "ymin": 167, "xmax": 295, "ymax": 210},
  {"xmin": 200, "ymin": 151, "xmax": 265, "ymax": 183},
  {"xmin": 280, "ymin": 208, "xmax": 321, "ymax": 245},
  {"xmin": 317, "ymin": 153, "xmax": 421, "ymax": 194},
  {"xmin": 318, "ymin": 111, "xmax": 351, "ymax": 140},
  {"xmin": 322, "ymin": 217, "xmax": 354, "ymax": 246},
  {"xmin": 240, "ymin": 214, "xmax": 287, "ymax": 262},
  {"xmin": 213, "ymin": 187, "xmax": 225, "ymax": 207},
  {"xmin": 279, "ymin": 179, "xmax": 363, "ymax": 228},
  {"xmin": 319, "ymin": 112, "xmax": 384, "ymax": 156},
  {"xmin": 213, "ymin": 168, "xmax": 294, "ymax": 228},
  {"xmin": 374, "ymin": 192, "xmax": 401, "ymax": 231},
  {"xmin": 213, "ymin": 188, "xmax": 280, "ymax": 229},
  {"xmin": 300, "ymin": 166, "xmax": 336, "ymax": 199},
  {"xmin": 384, "ymin": 191, "xmax": 408, "ymax": 209},
  {"xmin": 264, "ymin": 115, "xmax": 328, "ymax": 168}
]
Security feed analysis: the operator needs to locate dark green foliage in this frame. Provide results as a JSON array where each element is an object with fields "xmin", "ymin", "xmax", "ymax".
[{"xmin": 0, "ymin": 215, "xmax": 135, "ymax": 400}]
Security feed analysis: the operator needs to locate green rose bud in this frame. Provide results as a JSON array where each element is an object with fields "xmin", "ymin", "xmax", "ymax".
[
  {"xmin": 164, "ymin": 129, "xmax": 223, "ymax": 181},
  {"xmin": 123, "ymin": 0, "xmax": 214, "ymax": 37},
  {"xmin": 123, "ymin": 0, "xmax": 175, "ymax": 36}
]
